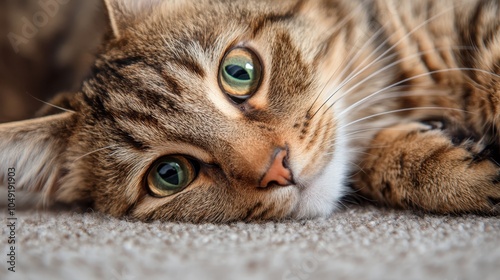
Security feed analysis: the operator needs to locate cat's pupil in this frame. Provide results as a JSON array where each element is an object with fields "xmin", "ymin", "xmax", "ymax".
[
  {"xmin": 225, "ymin": 65, "xmax": 250, "ymax": 80},
  {"xmin": 147, "ymin": 156, "xmax": 196, "ymax": 197},
  {"xmin": 218, "ymin": 48, "xmax": 262, "ymax": 101},
  {"xmin": 157, "ymin": 163, "xmax": 181, "ymax": 186}
]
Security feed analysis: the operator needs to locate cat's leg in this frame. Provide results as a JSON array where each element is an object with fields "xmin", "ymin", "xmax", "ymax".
[{"xmin": 353, "ymin": 122, "xmax": 500, "ymax": 214}]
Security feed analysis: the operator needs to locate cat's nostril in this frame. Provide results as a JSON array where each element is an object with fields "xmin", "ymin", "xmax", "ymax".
[{"xmin": 259, "ymin": 148, "xmax": 294, "ymax": 188}]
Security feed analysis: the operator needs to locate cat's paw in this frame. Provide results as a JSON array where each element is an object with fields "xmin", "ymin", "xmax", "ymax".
[{"xmin": 354, "ymin": 121, "xmax": 500, "ymax": 214}]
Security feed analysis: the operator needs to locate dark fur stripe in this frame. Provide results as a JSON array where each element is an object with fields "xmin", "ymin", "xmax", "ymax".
[
  {"xmin": 116, "ymin": 128, "xmax": 150, "ymax": 151},
  {"xmin": 108, "ymin": 56, "xmax": 144, "ymax": 68},
  {"xmin": 170, "ymin": 55, "xmax": 205, "ymax": 78},
  {"xmin": 251, "ymin": 0, "xmax": 305, "ymax": 37}
]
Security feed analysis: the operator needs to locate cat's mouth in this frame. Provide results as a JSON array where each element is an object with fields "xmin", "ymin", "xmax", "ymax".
[{"xmin": 287, "ymin": 121, "xmax": 350, "ymax": 219}]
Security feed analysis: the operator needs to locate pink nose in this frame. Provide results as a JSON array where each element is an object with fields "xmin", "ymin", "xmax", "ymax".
[{"xmin": 259, "ymin": 148, "xmax": 294, "ymax": 188}]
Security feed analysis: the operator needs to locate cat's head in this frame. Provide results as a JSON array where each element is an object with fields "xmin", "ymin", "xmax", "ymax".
[{"xmin": 0, "ymin": 0, "xmax": 375, "ymax": 222}]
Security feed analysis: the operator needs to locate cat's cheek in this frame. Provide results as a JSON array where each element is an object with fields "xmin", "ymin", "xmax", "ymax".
[
  {"xmin": 130, "ymin": 196, "xmax": 173, "ymax": 220},
  {"xmin": 291, "ymin": 128, "xmax": 351, "ymax": 219},
  {"xmin": 292, "ymin": 166, "xmax": 348, "ymax": 219}
]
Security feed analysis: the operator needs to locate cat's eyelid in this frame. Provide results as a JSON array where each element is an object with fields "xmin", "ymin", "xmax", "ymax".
[{"xmin": 150, "ymin": 142, "xmax": 213, "ymax": 165}]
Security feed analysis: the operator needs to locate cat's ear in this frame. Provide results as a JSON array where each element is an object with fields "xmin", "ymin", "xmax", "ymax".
[
  {"xmin": 103, "ymin": 0, "xmax": 164, "ymax": 39},
  {"xmin": 0, "ymin": 112, "xmax": 77, "ymax": 205}
]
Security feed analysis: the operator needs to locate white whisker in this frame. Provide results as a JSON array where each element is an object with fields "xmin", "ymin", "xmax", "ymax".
[
  {"xmin": 309, "ymin": 25, "xmax": 388, "ymax": 116},
  {"xmin": 338, "ymin": 68, "xmax": 499, "ymax": 117},
  {"xmin": 311, "ymin": 4, "xmax": 464, "ymax": 118},
  {"xmin": 73, "ymin": 145, "xmax": 118, "ymax": 163},
  {"xmin": 337, "ymin": 3, "xmax": 460, "ymax": 89},
  {"xmin": 341, "ymin": 127, "xmax": 391, "ymax": 138},
  {"xmin": 26, "ymin": 92, "xmax": 75, "ymax": 113},
  {"xmin": 339, "ymin": 106, "xmax": 468, "ymax": 130},
  {"xmin": 334, "ymin": 48, "xmax": 472, "ymax": 114},
  {"xmin": 308, "ymin": 4, "xmax": 376, "ymax": 112}
]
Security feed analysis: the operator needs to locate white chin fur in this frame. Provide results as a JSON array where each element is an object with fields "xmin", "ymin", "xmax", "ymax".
[{"xmin": 291, "ymin": 112, "xmax": 352, "ymax": 219}]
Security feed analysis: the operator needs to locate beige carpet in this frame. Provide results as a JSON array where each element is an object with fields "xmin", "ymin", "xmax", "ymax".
[{"xmin": 1, "ymin": 206, "xmax": 499, "ymax": 280}]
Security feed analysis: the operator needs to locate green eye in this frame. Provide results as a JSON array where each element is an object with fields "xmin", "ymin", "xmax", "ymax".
[
  {"xmin": 147, "ymin": 156, "xmax": 198, "ymax": 197},
  {"xmin": 219, "ymin": 47, "xmax": 262, "ymax": 102}
]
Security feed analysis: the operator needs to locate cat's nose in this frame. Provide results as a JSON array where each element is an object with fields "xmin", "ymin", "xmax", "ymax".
[{"xmin": 259, "ymin": 148, "xmax": 294, "ymax": 188}]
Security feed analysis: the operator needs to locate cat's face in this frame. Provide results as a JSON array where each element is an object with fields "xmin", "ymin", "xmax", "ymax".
[{"xmin": 0, "ymin": 0, "xmax": 370, "ymax": 222}]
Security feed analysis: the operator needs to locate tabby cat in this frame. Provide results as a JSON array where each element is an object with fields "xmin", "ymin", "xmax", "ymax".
[{"xmin": 1, "ymin": 0, "xmax": 499, "ymax": 222}]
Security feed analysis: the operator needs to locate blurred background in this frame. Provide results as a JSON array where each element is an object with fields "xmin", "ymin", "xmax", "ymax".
[{"xmin": 0, "ymin": 0, "xmax": 109, "ymax": 123}]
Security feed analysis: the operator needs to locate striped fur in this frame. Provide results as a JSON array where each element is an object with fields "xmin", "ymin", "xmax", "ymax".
[{"xmin": 0, "ymin": 0, "xmax": 499, "ymax": 222}]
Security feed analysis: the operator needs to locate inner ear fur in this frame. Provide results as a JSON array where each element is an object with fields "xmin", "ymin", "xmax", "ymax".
[{"xmin": 0, "ymin": 112, "xmax": 77, "ymax": 206}]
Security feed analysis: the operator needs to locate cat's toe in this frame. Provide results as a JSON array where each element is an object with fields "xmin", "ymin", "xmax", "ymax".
[
  {"xmin": 354, "ymin": 121, "xmax": 500, "ymax": 215},
  {"xmin": 459, "ymin": 156, "xmax": 500, "ymax": 214}
]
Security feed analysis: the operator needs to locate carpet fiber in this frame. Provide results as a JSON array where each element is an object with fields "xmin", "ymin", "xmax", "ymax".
[{"xmin": 1, "ymin": 206, "xmax": 499, "ymax": 280}]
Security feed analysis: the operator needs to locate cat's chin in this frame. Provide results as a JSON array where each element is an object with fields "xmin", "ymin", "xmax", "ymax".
[{"xmin": 291, "ymin": 128, "xmax": 351, "ymax": 219}]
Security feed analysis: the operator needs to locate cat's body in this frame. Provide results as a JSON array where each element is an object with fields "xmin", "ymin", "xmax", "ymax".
[{"xmin": 0, "ymin": 0, "xmax": 499, "ymax": 222}]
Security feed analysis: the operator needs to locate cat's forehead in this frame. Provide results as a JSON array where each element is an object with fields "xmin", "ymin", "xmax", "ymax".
[
  {"xmin": 79, "ymin": 0, "xmax": 334, "ymax": 152},
  {"xmin": 91, "ymin": 3, "xmax": 313, "ymax": 106},
  {"xmin": 112, "ymin": 0, "xmax": 318, "ymax": 63}
]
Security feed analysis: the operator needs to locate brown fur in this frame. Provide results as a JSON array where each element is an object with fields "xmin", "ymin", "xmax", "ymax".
[
  {"xmin": 0, "ymin": 0, "xmax": 109, "ymax": 122},
  {"xmin": 0, "ymin": 0, "xmax": 499, "ymax": 222}
]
